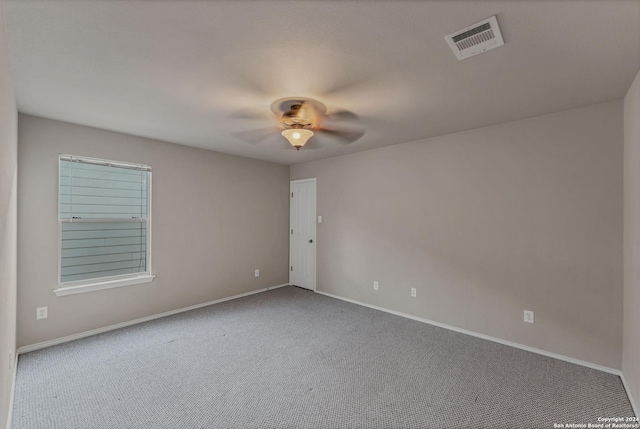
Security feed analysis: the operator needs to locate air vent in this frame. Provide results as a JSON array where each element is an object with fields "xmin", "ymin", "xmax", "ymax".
[{"xmin": 445, "ymin": 15, "xmax": 504, "ymax": 60}]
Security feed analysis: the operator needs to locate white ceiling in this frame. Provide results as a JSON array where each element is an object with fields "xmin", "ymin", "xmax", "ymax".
[{"xmin": 4, "ymin": 1, "xmax": 640, "ymax": 165}]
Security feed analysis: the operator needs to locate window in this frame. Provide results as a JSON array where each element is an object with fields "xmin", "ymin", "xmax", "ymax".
[{"xmin": 56, "ymin": 155, "xmax": 153, "ymax": 296}]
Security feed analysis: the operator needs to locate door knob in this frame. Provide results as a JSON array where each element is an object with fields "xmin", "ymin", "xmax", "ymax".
[{"xmin": 309, "ymin": 239, "xmax": 313, "ymax": 243}]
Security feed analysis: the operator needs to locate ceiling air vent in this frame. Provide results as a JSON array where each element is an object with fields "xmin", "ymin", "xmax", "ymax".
[{"xmin": 445, "ymin": 15, "xmax": 504, "ymax": 60}]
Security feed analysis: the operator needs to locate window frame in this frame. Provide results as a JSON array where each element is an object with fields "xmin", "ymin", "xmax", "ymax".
[{"xmin": 54, "ymin": 154, "xmax": 154, "ymax": 297}]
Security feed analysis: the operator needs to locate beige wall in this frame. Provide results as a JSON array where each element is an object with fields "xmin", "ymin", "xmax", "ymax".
[
  {"xmin": 623, "ymin": 69, "xmax": 640, "ymax": 413},
  {"xmin": 17, "ymin": 115, "xmax": 289, "ymax": 348},
  {"xmin": 0, "ymin": 0, "xmax": 17, "ymax": 426},
  {"xmin": 292, "ymin": 101, "xmax": 623, "ymax": 369}
]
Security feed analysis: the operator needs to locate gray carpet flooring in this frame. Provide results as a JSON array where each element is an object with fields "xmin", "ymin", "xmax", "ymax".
[{"xmin": 11, "ymin": 286, "xmax": 635, "ymax": 428}]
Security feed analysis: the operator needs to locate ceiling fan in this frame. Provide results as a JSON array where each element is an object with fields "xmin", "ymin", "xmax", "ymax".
[{"xmin": 232, "ymin": 97, "xmax": 365, "ymax": 150}]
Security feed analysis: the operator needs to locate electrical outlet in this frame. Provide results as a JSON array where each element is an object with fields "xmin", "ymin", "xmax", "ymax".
[
  {"xmin": 524, "ymin": 310, "xmax": 534, "ymax": 324},
  {"xmin": 373, "ymin": 281, "xmax": 379, "ymax": 291},
  {"xmin": 318, "ymin": 215, "xmax": 323, "ymax": 223},
  {"xmin": 36, "ymin": 306, "xmax": 48, "ymax": 320},
  {"xmin": 254, "ymin": 269, "xmax": 260, "ymax": 277},
  {"xmin": 411, "ymin": 288, "xmax": 417, "ymax": 297}
]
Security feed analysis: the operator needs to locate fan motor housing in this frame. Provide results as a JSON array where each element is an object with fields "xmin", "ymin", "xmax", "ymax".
[
  {"xmin": 271, "ymin": 97, "xmax": 326, "ymax": 129},
  {"xmin": 281, "ymin": 105, "xmax": 313, "ymax": 128}
]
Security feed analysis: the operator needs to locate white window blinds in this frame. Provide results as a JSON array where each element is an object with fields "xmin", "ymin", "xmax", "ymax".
[{"xmin": 59, "ymin": 155, "xmax": 151, "ymax": 284}]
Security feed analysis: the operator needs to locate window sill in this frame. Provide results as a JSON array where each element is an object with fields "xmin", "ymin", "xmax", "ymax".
[{"xmin": 53, "ymin": 275, "xmax": 155, "ymax": 297}]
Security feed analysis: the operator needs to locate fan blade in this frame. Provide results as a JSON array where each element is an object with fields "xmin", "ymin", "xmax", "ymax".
[
  {"xmin": 282, "ymin": 140, "xmax": 296, "ymax": 150},
  {"xmin": 229, "ymin": 107, "xmax": 274, "ymax": 121},
  {"xmin": 324, "ymin": 109, "xmax": 360, "ymax": 122},
  {"xmin": 317, "ymin": 127, "xmax": 365, "ymax": 144},
  {"xmin": 300, "ymin": 137, "xmax": 323, "ymax": 150},
  {"xmin": 231, "ymin": 127, "xmax": 278, "ymax": 145}
]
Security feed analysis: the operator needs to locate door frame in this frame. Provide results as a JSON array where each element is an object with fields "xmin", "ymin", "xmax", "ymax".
[{"xmin": 289, "ymin": 178, "xmax": 316, "ymax": 291}]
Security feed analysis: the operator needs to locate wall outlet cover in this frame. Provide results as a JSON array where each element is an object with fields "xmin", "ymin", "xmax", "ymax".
[
  {"xmin": 373, "ymin": 281, "xmax": 379, "ymax": 291},
  {"xmin": 524, "ymin": 310, "xmax": 535, "ymax": 324},
  {"xmin": 36, "ymin": 306, "xmax": 48, "ymax": 320}
]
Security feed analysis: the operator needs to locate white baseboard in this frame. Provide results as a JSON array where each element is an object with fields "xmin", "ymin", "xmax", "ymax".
[
  {"xmin": 5, "ymin": 348, "xmax": 17, "ymax": 429},
  {"xmin": 265, "ymin": 283, "xmax": 289, "ymax": 291},
  {"xmin": 17, "ymin": 283, "xmax": 289, "ymax": 355},
  {"xmin": 314, "ymin": 290, "xmax": 621, "ymax": 376},
  {"xmin": 12, "ymin": 283, "xmax": 636, "ymax": 420},
  {"xmin": 621, "ymin": 373, "xmax": 639, "ymax": 418}
]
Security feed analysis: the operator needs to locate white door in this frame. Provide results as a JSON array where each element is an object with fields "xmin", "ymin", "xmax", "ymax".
[{"xmin": 290, "ymin": 179, "xmax": 316, "ymax": 290}]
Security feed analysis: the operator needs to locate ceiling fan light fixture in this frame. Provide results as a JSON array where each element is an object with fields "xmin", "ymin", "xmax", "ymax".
[{"xmin": 282, "ymin": 128, "xmax": 314, "ymax": 150}]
